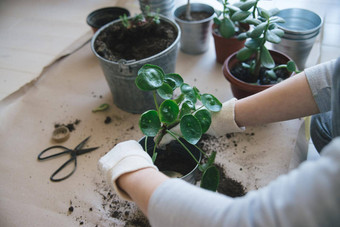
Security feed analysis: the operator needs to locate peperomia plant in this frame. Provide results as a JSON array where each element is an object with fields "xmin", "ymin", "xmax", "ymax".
[
  {"xmin": 235, "ymin": 0, "xmax": 298, "ymax": 83},
  {"xmin": 214, "ymin": 0, "xmax": 253, "ymax": 39},
  {"xmin": 135, "ymin": 64, "xmax": 222, "ymax": 191}
]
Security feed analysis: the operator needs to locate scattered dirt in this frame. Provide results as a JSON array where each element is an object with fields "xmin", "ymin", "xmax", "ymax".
[
  {"xmin": 94, "ymin": 18, "xmax": 177, "ymax": 62},
  {"xmin": 54, "ymin": 119, "xmax": 81, "ymax": 132}
]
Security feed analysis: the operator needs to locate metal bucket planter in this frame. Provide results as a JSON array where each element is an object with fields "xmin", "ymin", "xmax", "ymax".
[
  {"xmin": 139, "ymin": 137, "xmax": 201, "ymax": 184},
  {"xmin": 174, "ymin": 3, "xmax": 215, "ymax": 55},
  {"xmin": 223, "ymin": 50, "xmax": 294, "ymax": 99},
  {"xmin": 91, "ymin": 15, "xmax": 181, "ymax": 114},
  {"xmin": 139, "ymin": 0, "xmax": 175, "ymax": 18},
  {"xmin": 272, "ymin": 8, "xmax": 323, "ymax": 70}
]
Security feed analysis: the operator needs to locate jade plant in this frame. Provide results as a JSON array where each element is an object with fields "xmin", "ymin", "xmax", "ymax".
[
  {"xmin": 214, "ymin": 0, "xmax": 254, "ymax": 38},
  {"xmin": 135, "ymin": 64, "xmax": 222, "ymax": 191},
  {"xmin": 235, "ymin": 0, "xmax": 298, "ymax": 84}
]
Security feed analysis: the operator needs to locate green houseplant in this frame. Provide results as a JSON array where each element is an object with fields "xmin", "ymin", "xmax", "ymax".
[
  {"xmin": 223, "ymin": 0, "xmax": 298, "ymax": 98},
  {"xmin": 212, "ymin": 0, "xmax": 253, "ymax": 64},
  {"xmin": 135, "ymin": 64, "xmax": 222, "ymax": 191}
]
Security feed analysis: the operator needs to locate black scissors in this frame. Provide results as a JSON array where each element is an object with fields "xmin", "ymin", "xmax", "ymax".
[{"xmin": 37, "ymin": 136, "xmax": 99, "ymax": 182}]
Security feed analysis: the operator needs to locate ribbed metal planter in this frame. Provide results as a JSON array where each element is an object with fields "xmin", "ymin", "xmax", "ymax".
[
  {"xmin": 273, "ymin": 8, "xmax": 323, "ymax": 70},
  {"xmin": 139, "ymin": 0, "xmax": 175, "ymax": 18},
  {"xmin": 91, "ymin": 15, "xmax": 181, "ymax": 114}
]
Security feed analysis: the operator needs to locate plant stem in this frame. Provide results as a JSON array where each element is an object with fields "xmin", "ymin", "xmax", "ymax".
[
  {"xmin": 186, "ymin": 0, "xmax": 192, "ymax": 20},
  {"xmin": 166, "ymin": 129, "xmax": 200, "ymax": 165}
]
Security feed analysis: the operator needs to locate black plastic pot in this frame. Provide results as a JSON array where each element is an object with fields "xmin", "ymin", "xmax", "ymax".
[
  {"xmin": 139, "ymin": 137, "xmax": 201, "ymax": 184},
  {"xmin": 86, "ymin": 7, "xmax": 130, "ymax": 33}
]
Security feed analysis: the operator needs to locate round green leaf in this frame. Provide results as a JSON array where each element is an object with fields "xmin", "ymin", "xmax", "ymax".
[
  {"xmin": 236, "ymin": 47, "xmax": 255, "ymax": 61},
  {"xmin": 219, "ymin": 18, "xmax": 235, "ymax": 39},
  {"xmin": 179, "ymin": 102, "xmax": 192, "ymax": 119},
  {"xmin": 201, "ymin": 94, "xmax": 222, "ymax": 112},
  {"xmin": 159, "ymin": 100, "xmax": 179, "ymax": 124},
  {"xmin": 200, "ymin": 166, "xmax": 220, "ymax": 192},
  {"xmin": 164, "ymin": 73, "xmax": 184, "ymax": 88},
  {"xmin": 157, "ymin": 83, "xmax": 173, "ymax": 100},
  {"xmin": 194, "ymin": 109, "xmax": 211, "ymax": 134},
  {"xmin": 287, "ymin": 61, "xmax": 296, "ymax": 72},
  {"xmin": 261, "ymin": 46, "xmax": 275, "ymax": 69},
  {"xmin": 139, "ymin": 110, "xmax": 161, "ymax": 136},
  {"xmin": 180, "ymin": 115, "xmax": 202, "ymax": 145},
  {"xmin": 135, "ymin": 64, "xmax": 164, "ymax": 91},
  {"xmin": 181, "ymin": 83, "xmax": 197, "ymax": 104}
]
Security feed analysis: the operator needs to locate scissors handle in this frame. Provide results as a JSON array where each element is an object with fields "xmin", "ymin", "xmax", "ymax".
[
  {"xmin": 37, "ymin": 145, "xmax": 71, "ymax": 160},
  {"xmin": 50, "ymin": 157, "xmax": 77, "ymax": 182}
]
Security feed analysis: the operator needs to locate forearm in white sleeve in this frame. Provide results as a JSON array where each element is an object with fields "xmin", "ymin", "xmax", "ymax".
[{"xmin": 148, "ymin": 138, "xmax": 340, "ymax": 227}]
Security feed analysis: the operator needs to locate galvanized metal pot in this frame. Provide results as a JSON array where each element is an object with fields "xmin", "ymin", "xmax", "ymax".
[
  {"xmin": 139, "ymin": 136, "xmax": 201, "ymax": 184},
  {"xmin": 174, "ymin": 3, "xmax": 215, "ymax": 55},
  {"xmin": 272, "ymin": 8, "xmax": 323, "ymax": 70},
  {"xmin": 91, "ymin": 15, "xmax": 181, "ymax": 114}
]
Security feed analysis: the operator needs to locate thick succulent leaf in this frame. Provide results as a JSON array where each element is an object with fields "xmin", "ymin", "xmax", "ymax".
[
  {"xmin": 231, "ymin": 11, "xmax": 251, "ymax": 21},
  {"xmin": 245, "ymin": 38, "xmax": 261, "ymax": 50},
  {"xmin": 139, "ymin": 110, "xmax": 161, "ymax": 136},
  {"xmin": 219, "ymin": 18, "xmax": 235, "ymax": 39},
  {"xmin": 164, "ymin": 73, "xmax": 184, "ymax": 89},
  {"xmin": 181, "ymin": 83, "xmax": 197, "ymax": 105},
  {"xmin": 271, "ymin": 28, "xmax": 284, "ymax": 37},
  {"xmin": 200, "ymin": 166, "xmax": 220, "ymax": 192},
  {"xmin": 266, "ymin": 30, "xmax": 281, "ymax": 44},
  {"xmin": 236, "ymin": 32, "xmax": 248, "ymax": 40},
  {"xmin": 236, "ymin": 47, "xmax": 255, "ymax": 61},
  {"xmin": 157, "ymin": 83, "xmax": 173, "ymax": 99},
  {"xmin": 201, "ymin": 94, "xmax": 222, "ymax": 112},
  {"xmin": 159, "ymin": 100, "xmax": 179, "ymax": 124},
  {"xmin": 226, "ymin": 5, "xmax": 240, "ymax": 12},
  {"xmin": 270, "ymin": 16, "xmax": 285, "ymax": 24},
  {"xmin": 180, "ymin": 115, "xmax": 202, "ymax": 145},
  {"xmin": 238, "ymin": 0, "xmax": 256, "ymax": 11},
  {"xmin": 135, "ymin": 64, "xmax": 164, "ymax": 91},
  {"xmin": 260, "ymin": 46, "xmax": 275, "ymax": 69},
  {"xmin": 265, "ymin": 69, "xmax": 277, "ymax": 80},
  {"xmin": 194, "ymin": 109, "xmax": 211, "ymax": 133},
  {"xmin": 179, "ymin": 102, "xmax": 192, "ymax": 119},
  {"xmin": 257, "ymin": 7, "xmax": 270, "ymax": 19},
  {"xmin": 245, "ymin": 18, "xmax": 261, "ymax": 25},
  {"xmin": 250, "ymin": 22, "xmax": 267, "ymax": 38},
  {"xmin": 287, "ymin": 61, "xmax": 296, "ymax": 72},
  {"xmin": 268, "ymin": 8, "xmax": 280, "ymax": 17}
]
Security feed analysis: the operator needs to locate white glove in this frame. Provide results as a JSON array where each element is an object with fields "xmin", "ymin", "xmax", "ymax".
[
  {"xmin": 98, "ymin": 140, "xmax": 158, "ymax": 201},
  {"xmin": 160, "ymin": 98, "xmax": 245, "ymax": 146}
]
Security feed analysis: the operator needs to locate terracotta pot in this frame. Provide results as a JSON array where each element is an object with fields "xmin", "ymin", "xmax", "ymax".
[
  {"xmin": 212, "ymin": 23, "xmax": 249, "ymax": 64},
  {"xmin": 223, "ymin": 50, "xmax": 294, "ymax": 99}
]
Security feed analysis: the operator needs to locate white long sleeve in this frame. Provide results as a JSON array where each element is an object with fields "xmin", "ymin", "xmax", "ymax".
[{"xmin": 148, "ymin": 137, "xmax": 340, "ymax": 227}]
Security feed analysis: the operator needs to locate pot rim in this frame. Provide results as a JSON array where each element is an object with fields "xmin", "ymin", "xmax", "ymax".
[
  {"xmin": 86, "ymin": 7, "xmax": 130, "ymax": 28},
  {"xmin": 223, "ymin": 49, "xmax": 294, "ymax": 89},
  {"xmin": 91, "ymin": 15, "xmax": 181, "ymax": 66},
  {"xmin": 138, "ymin": 136, "xmax": 201, "ymax": 180},
  {"xmin": 174, "ymin": 3, "xmax": 215, "ymax": 24}
]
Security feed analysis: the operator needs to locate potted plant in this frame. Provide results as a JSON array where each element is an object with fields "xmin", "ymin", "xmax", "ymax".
[
  {"xmin": 91, "ymin": 9, "xmax": 181, "ymax": 113},
  {"xmin": 174, "ymin": 0, "xmax": 215, "ymax": 54},
  {"xmin": 212, "ymin": 0, "xmax": 252, "ymax": 64},
  {"xmin": 135, "ymin": 64, "xmax": 223, "ymax": 191},
  {"xmin": 223, "ymin": 0, "xmax": 298, "ymax": 99}
]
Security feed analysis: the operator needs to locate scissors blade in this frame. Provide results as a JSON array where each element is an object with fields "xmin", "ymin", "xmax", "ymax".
[
  {"xmin": 75, "ymin": 147, "xmax": 99, "ymax": 156},
  {"xmin": 74, "ymin": 136, "xmax": 91, "ymax": 150}
]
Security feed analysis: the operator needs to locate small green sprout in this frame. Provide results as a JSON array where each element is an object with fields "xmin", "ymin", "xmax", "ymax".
[{"xmin": 92, "ymin": 103, "xmax": 109, "ymax": 112}]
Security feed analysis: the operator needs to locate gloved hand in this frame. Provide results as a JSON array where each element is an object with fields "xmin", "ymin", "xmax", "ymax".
[
  {"xmin": 160, "ymin": 98, "xmax": 245, "ymax": 146},
  {"xmin": 98, "ymin": 140, "xmax": 158, "ymax": 201}
]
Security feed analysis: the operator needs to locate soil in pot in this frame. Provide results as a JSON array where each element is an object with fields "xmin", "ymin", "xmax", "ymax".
[
  {"xmin": 94, "ymin": 19, "xmax": 177, "ymax": 61},
  {"xmin": 230, "ymin": 60, "xmax": 291, "ymax": 85}
]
